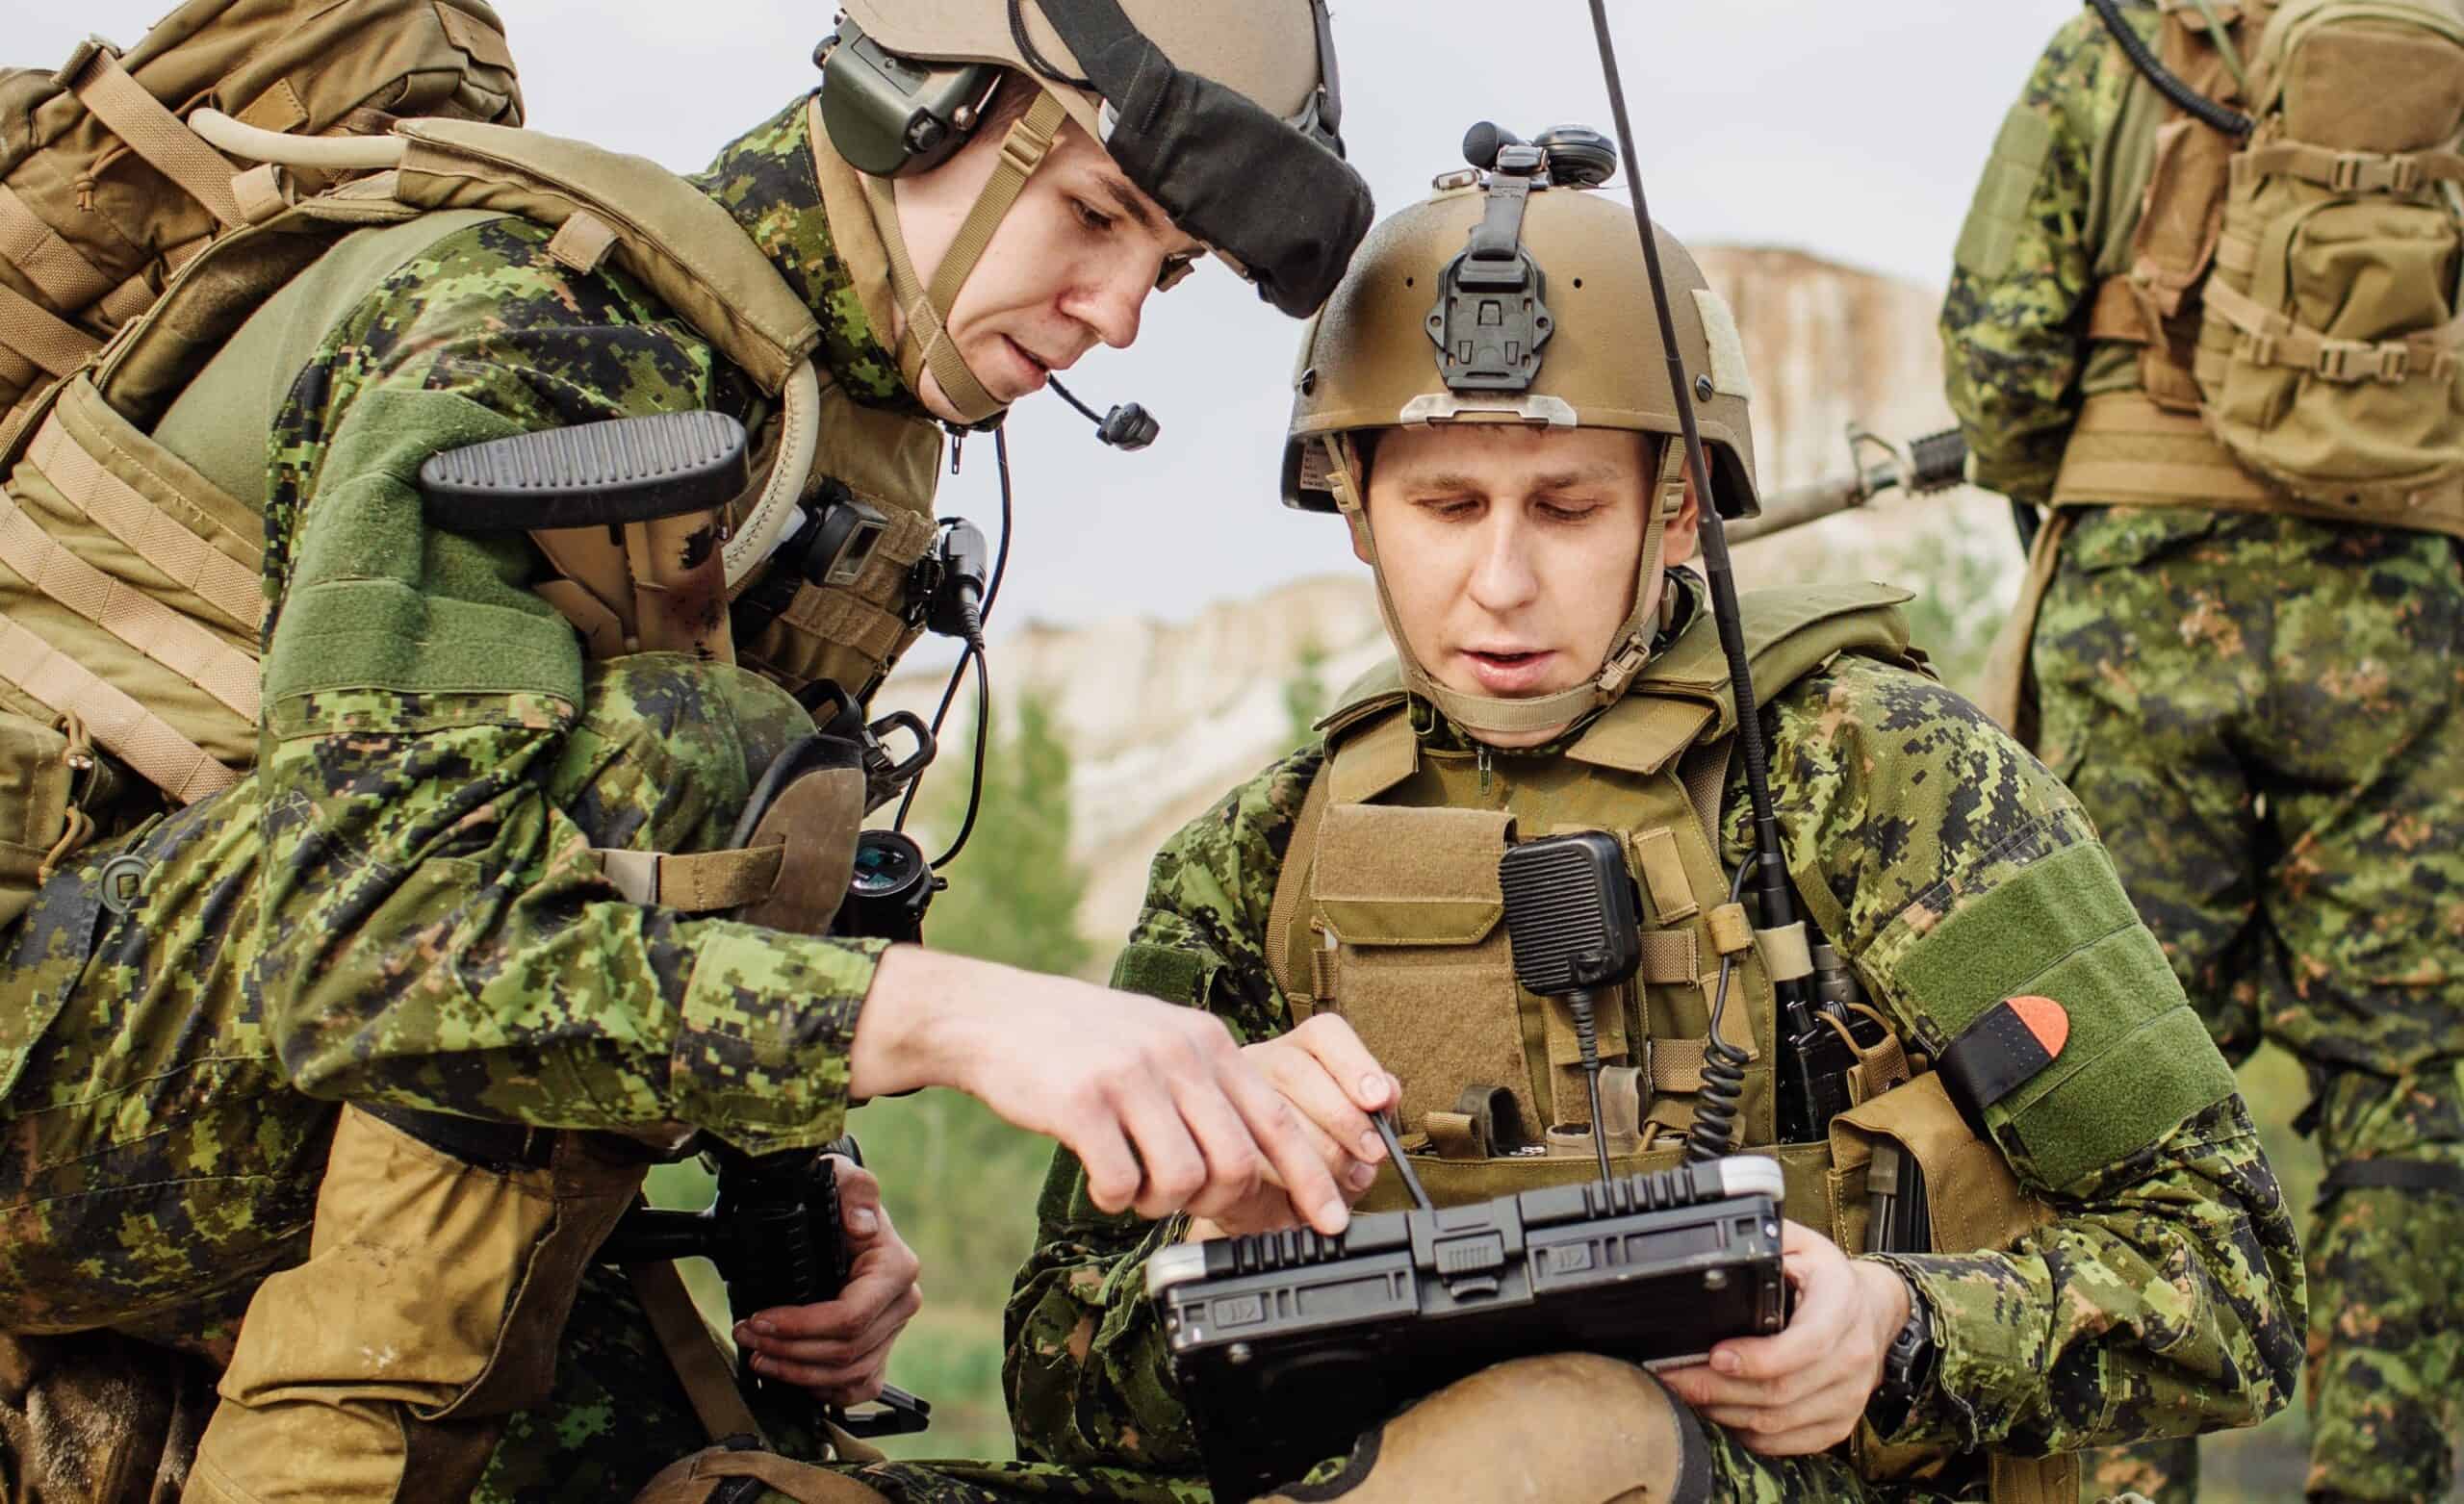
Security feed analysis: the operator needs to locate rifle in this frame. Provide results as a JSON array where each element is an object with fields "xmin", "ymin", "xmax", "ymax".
[
  {"xmin": 1724, "ymin": 424, "xmax": 1969, "ymax": 544},
  {"xmin": 1725, "ymin": 423, "xmax": 2049, "ymax": 555},
  {"xmin": 600, "ymin": 1140, "xmax": 933, "ymax": 1440}
]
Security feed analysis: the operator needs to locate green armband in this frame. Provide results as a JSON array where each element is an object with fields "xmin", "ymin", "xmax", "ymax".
[
  {"xmin": 1111, "ymin": 941, "xmax": 1213, "ymax": 1007},
  {"xmin": 1893, "ymin": 841, "xmax": 2236, "ymax": 1192}
]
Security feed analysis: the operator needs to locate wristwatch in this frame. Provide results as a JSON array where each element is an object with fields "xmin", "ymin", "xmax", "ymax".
[{"xmin": 1865, "ymin": 1269, "xmax": 1937, "ymax": 1438}]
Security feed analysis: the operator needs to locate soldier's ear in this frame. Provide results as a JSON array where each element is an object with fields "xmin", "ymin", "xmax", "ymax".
[{"xmin": 1661, "ymin": 475, "xmax": 1703, "ymax": 570}]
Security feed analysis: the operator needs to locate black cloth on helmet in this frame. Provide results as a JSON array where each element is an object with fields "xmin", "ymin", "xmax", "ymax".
[{"xmin": 1029, "ymin": 0, "xmax": 1373, "ymax": 319}]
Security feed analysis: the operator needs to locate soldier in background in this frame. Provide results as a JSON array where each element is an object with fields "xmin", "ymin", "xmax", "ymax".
[{"xmin": 1942, "ymin": 2, "xmax": 2464, "ymax": 1499}]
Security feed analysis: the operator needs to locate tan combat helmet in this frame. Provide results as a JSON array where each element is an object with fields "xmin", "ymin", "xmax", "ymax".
[
  {"xmin": 824, "ymin": 0, "xmax": 1371, "ymax": 425},
  {"xmin": 1283, "ymin": 125, "xmax": 1759, "ymax": 741}
]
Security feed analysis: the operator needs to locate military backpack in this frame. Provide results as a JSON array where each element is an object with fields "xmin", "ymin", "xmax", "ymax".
[
  {"xmin": 2073, "ymin": 0, "xmax": 2464, "ymax": 524},
  {"xmin": 0, "ymin": 0, "xmax": 523, "ymax": 446}
]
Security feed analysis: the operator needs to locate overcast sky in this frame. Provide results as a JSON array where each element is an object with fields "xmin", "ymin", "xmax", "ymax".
[{"xmin": 13, "ymin": 0, "xmax": 2082, "ymax": 636}]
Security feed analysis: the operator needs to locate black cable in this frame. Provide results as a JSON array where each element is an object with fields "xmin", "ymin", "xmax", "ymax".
[
  {"xmin": 927, "ymin": 644, "xmax": 991, "ymax": 868},
  {"xmin": 1044, "ymin": 375, "xmax": 1104, "ymax": 429},
  {"xmin": 985, "ymin": 425, "xmax": 1014, "ymax": 625},
  {"xmin": 1008, "ymin": 0, "xmax": 1095, "ymax": 91},
  {"xmin": 1570, "ymin": 992, "xmax": 1613, "ymax": 1185},
  {"xmin": 1684, "ymin": 857, "xmax": 1756, "ymax": 1165},
  {"xmin": 891, "ymin": 424, "xmax": 1012, "ymax": 865},
  {"xmin": 2090, "ymin": 0, "xmax": 2254, "ymax": 139}
]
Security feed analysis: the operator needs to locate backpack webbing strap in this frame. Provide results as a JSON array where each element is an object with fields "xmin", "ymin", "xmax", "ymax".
[
  {"xmin": 624, "ymin": 1260, "xmax": 767, "ymax": 1446},
  {"xmin": 2202, "ymin": 274, "xmax": 2464, "ymax": 384},
  {"xmin": 0, "ymin": 620, "xmax": 235, "ymax": 803},
  {"xmin": 2244, "ymin": 140, "xmax": 2464, "ymax": 196},
  {"xmin": 0, "ymin": 186, "xmax": 114, "ymax": 312},
  {"xmin": 0, "ymin": 283, "xmax": 102, "ymax": 378},
  {"xmin": 595, "ymin": 846, "xmax": 785, "ymax": 913},
  {"xmin": 62, "ymin": 48, "xmax": 246, "ymax": 231},
  {"xmin": 0, "ymin": 493, "xmax": 260, "ymax": 722},
  {"xmin": 28, "ymin": 416, "xmax": 263, "ymax": 635}
]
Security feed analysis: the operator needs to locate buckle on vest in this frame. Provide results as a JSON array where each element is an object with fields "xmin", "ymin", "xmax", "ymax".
[
  {"xmin": 2331, "ymin": 153, "xmax": 2372, "ymax": 192},
  {"xmin": 1597, "ymin": 640, "xmax": 1650, "ymax": 698},
  {"xmin": 2377, "ymin": 344, "xmax": 2413, "ymax": 383},
  {"xmin": 2389, "ymin": 155, "xmax": 2425, "ymax": 194},
  {"xmin": 2316, "ymin": 341, "xmax": 2371, "ymax": 383}
]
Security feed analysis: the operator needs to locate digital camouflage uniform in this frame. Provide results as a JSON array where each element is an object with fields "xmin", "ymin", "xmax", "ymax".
[
  {"xmin": 997, "ymin": 578, "xmax": 2305, "ymax": 1504},
  {"xmin": 0, "ymin": 97, "xmax": 991, "ymax": 1502},
  {"xmin": 1942, "ymin": 11, "xmax": 2464, "ymax": 1502}
]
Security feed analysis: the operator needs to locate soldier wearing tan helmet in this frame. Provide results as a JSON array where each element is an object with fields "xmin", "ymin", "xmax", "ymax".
[
  {"xmin": 997, "ymin": 129, "xmax": 2304, "ymax": 1503},
  {"xmin": 0, "ymin": 3, "xmax": 1378, "ymax": 1501}
]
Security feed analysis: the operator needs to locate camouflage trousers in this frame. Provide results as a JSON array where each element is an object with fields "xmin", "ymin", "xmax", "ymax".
[{"xmin": 2031, "ymin": 508, "xmax": 2464, "ymax": 1503}]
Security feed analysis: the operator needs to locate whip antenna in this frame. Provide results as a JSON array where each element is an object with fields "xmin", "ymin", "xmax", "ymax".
[
  {"xmin": 1582, "ymin": 2, "xmax": 1794, "ymax": 949},
  {"xmin": 1583, "ymin": 2, "xmax": 1839, "ymax": 1145}
]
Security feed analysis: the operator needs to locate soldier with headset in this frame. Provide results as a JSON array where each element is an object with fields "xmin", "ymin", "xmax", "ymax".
[
  {"xmin": 0, "ymin": 4, "xmax": 1387, "ymax": 1501},
  {"xmin": 993, "ymin": 124, "xmax": 2305, "ymax": 1504}
]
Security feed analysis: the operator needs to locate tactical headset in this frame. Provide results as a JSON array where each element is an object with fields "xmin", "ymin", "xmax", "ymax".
[{"xmin": 815, "ymin": 0, "xmax": 1372, "ymax": 320}]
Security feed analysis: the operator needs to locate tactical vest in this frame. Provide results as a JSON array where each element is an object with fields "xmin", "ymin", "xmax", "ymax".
[
  {"xmin": 0, "ymin": 112, "xmax": 942, "ymax": 924},
  {"xmin": 2053, "ymin": 0, "xmax": 2464, "ymax": 538},
  {"xmin": 1266, "ymin": 583, "xmax": 2074, "ymax": 1502}
]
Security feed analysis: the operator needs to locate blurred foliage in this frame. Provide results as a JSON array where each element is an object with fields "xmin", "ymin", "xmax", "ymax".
[
  {"xmin": 1282, "ymin": 636, "xmax": 1331, "ymax": 749},
  {"xmin": 1879, "ymin": 518, "xmax": 2021, "ymax": 702},
  {"xmin": 911, "ymin": 691, "xmax": 1091, "ymax": 981}
]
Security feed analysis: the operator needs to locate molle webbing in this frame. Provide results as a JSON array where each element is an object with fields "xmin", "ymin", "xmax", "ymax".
[
  {"xmin": 25, "ymin": 410, "xmax": 259, "ymax": 634},
  {"xmin": 0, "ymin": 364, "xmax": 270, "ymax": 802},
  {"xmin": 0, "ymin": 619, "xmax": 234, "ymax": 803}
]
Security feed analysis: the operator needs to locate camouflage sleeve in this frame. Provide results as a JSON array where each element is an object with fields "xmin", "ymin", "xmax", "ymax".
[
  {"xmin": 1748, "ymin": 656, "xmax": 2304, "ymax": 1452},
  {"xmin": 248, "ymin": 218, "xmax": 879, "ymax": 1153},
  {"xmin": 1939, "ymin": 13, "xmax": 2124, "ymax": 505},
  {"xmin": 1004, "ymin": 745, "xmax": 1322, "ymax": 1471}
]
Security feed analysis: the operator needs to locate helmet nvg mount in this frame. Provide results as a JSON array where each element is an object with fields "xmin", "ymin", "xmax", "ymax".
[
  {"xmin": 817, "ymin": 0, "xmax": 1374, "ymax": 425},
  {"xmin": 1283, "ymin": 122, "xmax": 1762, "ymax": 741}
]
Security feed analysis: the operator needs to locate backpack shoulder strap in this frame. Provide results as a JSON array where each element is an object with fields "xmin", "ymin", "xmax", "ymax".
[{"xmin": 391, "ymin": 119, "xmax": 821, "ymax": 396}]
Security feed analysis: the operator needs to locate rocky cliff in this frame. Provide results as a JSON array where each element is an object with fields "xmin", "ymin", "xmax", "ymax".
[{"xmin": 879, "ymin": 244, "xmax": 2019, "ymax": 962}]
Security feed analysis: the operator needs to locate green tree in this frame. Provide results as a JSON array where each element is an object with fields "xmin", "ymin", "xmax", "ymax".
[
  {"xmin": 915, "ymin": 689, "xmax": 1090, "ymax": 978},
  {"xmin": 1879, "ymin": 528, "xmax": 2015, "ymax": 701}
]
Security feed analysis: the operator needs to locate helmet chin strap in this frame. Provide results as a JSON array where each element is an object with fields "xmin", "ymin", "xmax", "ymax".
[
  {"xmin": 1328, "ymin": 432, "xmax": 1686, "ymax": 741},
  {"xmin": 860, "ymin": 89, "xmax": 1072, "ymax": 427}
]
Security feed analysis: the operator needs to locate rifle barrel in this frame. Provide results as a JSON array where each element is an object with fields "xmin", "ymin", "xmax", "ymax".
[{"xmin": 1725, "ymin": 474, "xmax": 1872, "ymax": 545}]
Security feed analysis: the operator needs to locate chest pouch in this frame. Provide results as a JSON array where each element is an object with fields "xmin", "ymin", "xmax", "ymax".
[{"xmin": 1308, "ymin": 803, "xmax": 1549, "ymax": 1144}]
